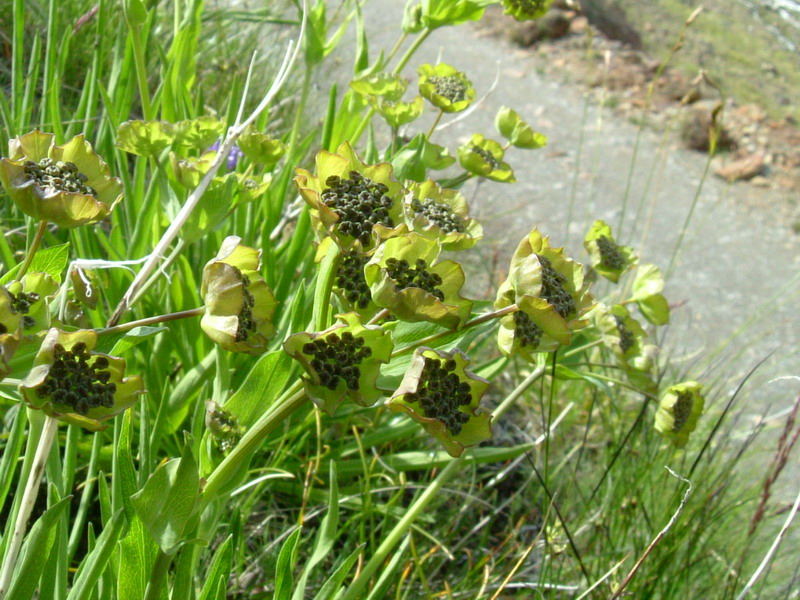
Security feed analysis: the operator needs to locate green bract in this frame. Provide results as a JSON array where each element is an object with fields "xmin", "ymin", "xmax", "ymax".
[
  {"xmin": 592, "ymin": 303, "xmax": 657, "ymax": 391},
  {"xmin": 583, "ymin": 220, "xmax": 637, "ymax": 283},
  {"xmin": 173, "ymin": 116, "xmax": 226, "ymax": 149},
  {"xmin": 389, "ymin": 347, "xmax": 491, "ymax": 457},
  {"xmin": 294, "ymin": 141, "xmax": 405, "ymax": 251},
  {"xmin": 414, "ymin": 0, "xmax": 496, "ymax": 30},
  {"xmin": 632, "ymin": 264, "xmax": 670, "ymax": 326},
  {"xmin": 418, "ymin": 63, "xmax": 476, "ymax": 113},
  {"xmin": 391, "ymin": 134, "xmax": 454, "ymax": 182},
  {"xmin": 495, "ymin": 294, "xmax": 570, "ymax": 361},
  {"xmin": 655, "ymin": 382, "xmax": 705, "ymax": 447},
  {"xmin": 0, "ymin": 130, "xmax": 123, "ymax": 228},
  {"xmin": 4, "ymin": 272, "xmax": 59, "ymax": 336},
  {"xmin": 405, "ymin": 179, "xmax": 483, "ymax": 251},
  {"xmin": 365, "ymin": 233, "xmax": 473, "ymax": 329},
  {"xmin": 457, "ymin": 134, "xmax": 516, "ymax": 182},
  {"xmin": 323, "ymin": 237, "xmax": 382, "ymax": 321},
  {"xmin": 495, "ymin": 106, "xmax": 547, "ymax": 149},
  {"xmin": 0, "ymin": 288, "xmax": 22, "ymax": 381},
  {"xmin": 283, "ymin": 312, "xmax": 393, "ymax": 414},
  {"xmin": 237, "ymin": 127, "xmax": 286, "ymax": 168},
  {"xmin": 375, "ymin": 97, "xmax": 426, "ymax": 128},
  {"xmin": 116, "ymin": 120, "xmax": 176, "ymax": 156},
  {"xmin": 200, "ymin": 236, "xmax": 278, "ymax": 355},
  {"xmin": 502, "ymin": 0, "xmax": 553, "ymax": 21},
  {"xmin": 350, "ymin": 72, "xmax": 409, "ymax": 101},
  {"xmin": 19, "ymin": 328, "xmax": 145, "ymax": 431}
]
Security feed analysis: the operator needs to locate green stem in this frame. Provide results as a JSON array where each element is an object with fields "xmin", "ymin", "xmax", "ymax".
[
  {"xmin": 492, "ymin": 365, "xmax": 546, "ymax": 420},
  {"xmin": 391, "ymin": 28, "xmax": 430, "ymax": 75},
  {"xmin": 129, "ymin": 25, "xmax": 154, "ymax": 121},
  {"xmin": 14, "ymin": 220, "xmax": 48, "ymax": 282},
  {"xmin": 143, "ymin": 549, "xmax": 172, "ymax": 600},
  {"xmin": 340, "ymin": 456, "xmax": 463, "ymax": 600},
  {"xmin": 0, "ymin": 415, "xmax": 58, "ymax": 600},
  {"xmin": 426, "ymin": 109, "xmax": 443, "ymax": 140},
  {"xmin": 202, "ymin": 383, "xmax": 307, "ymax": 501},
  {"xmin": 385, "ymin": 32, "xmax": 408, "ymax": 67},
  {"xmin": 390, "ymin": 304, "xmax": 517, "ymax": 358},
  {"xmin": 96, "ymin": 307, "xmax": 204, "ymax": 336}
]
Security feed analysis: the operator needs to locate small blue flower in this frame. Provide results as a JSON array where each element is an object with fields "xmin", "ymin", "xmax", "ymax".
[{"xmin": 207, "ymin": 139, "xmax": 244, "ymax": 171}]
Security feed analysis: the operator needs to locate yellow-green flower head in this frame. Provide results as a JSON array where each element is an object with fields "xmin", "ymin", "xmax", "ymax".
[
  {"xmin": 365, "ymin": 233, "xmax": 473, "ymax": 329},
  {"xmin": 389, "ymin": 347, "xmax": 491, "ymax": 457},
  {"xmin": 502, "ymin": 0, "xmax": 553, "ymax": 21},
  {"xmin": 418, "ymin": 63, "xmax": 476, "ymax": 113},
  {"xmin": 0, "ymin": 130, "xmax": 123, "ymax": 228},
  {"xmin": 457, "ymin": 134, "xmax": 516, "ymax": 182},
  {"xmin": 495, "ymin": 292, "xmax": 570, "ymax": 361},
  {"xmin": 498, "ymin": 229, "xmax": 593, "ymax": 337},
  {"xmin": 205, "ymin": 400, "xmax": 244, "ymax": 455},
  {"xmin": 583, "ymin": 220, "xmax": 637, "ymax": 283},
  {"xmin": 655, "ymin": 382, "xmax": 705, "ymax": 447},
  {"xmin": 236, "ymin": 127, "xmax": 286, "ymax": 169},
  {"xmin": 170, "ymin": 151, "xmax": 216, "ymax": 188},
  {"xmin": 0, "ymin": 288, "xmax": 22, "ymax": 381},
  {"xmin": 283, "ymin": 312, "xmax": 394, "ymax": 414},
  {"xmin": 593, "ymin": 303, "xmax": 647, "ymax": 361},
  {"xmin": 236, "ymin": 173, "xmax": 272, "ymax": 205},
  {"xmin": 19, "ymin": 328, "xmax": 144, "ymax": 431},
  {"xmin": 322, "ymin": 237, "xmax": 381, "ymax": 321},
  {"xmin": 405, "ymin": 180, "xmax": 483, "ymax": 251},
  {"xmin": 4, "ymin": 273, "xmax": 59, "ymax": 336},
  {"xmin": 294, "ymin": 142, "xmax": 405, "ymax": 252},
  {"xmin": 200, "ymin": 236, "xmax": 278, "ymax": 355}
]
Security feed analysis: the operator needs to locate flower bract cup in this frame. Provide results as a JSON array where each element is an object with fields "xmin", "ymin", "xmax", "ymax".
[
  {"xmin": 418, "ymin": 63, "xmax": 476, "ymax": 113},
  {"xmin": 283, "ymin": 312, "xmax": 393, "ymax": 414},
  {"xmin": 655, "ymin": 382, "xmax": 705, "ymax": 447},
  {"xmin": 496, "ymin": 292, "xmax": 570, "ymax": 361},
  {"xmin": 5, "ymin": 272, "xmax": 59, "ymax": 336},
  {"xmin": 1, "ymin": 130, "xmax": 123, "ymax": 228},
  {"xmin": 0, "ymin": 288, "xmax": 22, "ymax": 381},
  {"xmin": 405, "ymin": 180, "xmax": 483, "ymax": 251},
  {"xmin": 495, "ymin": 106, "xmax": 547, "ymax": 149},
  {"xmin": 592, "ymin": 303, "xmax": 657, "ymax": 392},
  {"xmin": 583, "ymin": 220, "xmax": 637, "ymax": 283},
  {"xmin": 389, "ymin": 347, "xmax": 491, "ymax": 457},
  {"xmin": 294, "ymin": 141, "xmax": 405, "ymax": 252},
  {"xmin": 201, "ymin": 236, "xmax": 277, "ymax": 355},
  {"xmin": 20, "ymin": 328, "xmax": 144, "ymax": 431},
  {"xmin": 365, "ymin": 233, "xmax": 473, "ymax": 329},
  {"xmin": 457, "ymin": 134, "xmax": 515, "ymax": 182}
]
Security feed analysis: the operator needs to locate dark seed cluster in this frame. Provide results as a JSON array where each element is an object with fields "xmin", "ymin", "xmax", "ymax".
[
  {"xmin": 8, "ymin": 289, "xmax": 39, "ymax": 329},
  {"xmin": 406, "ymin": 357, "xmax": 472, "ymax": 435},
  {"xmin": 37, "ymin": 342, "xmax": 116, "ymax": 415},
  {"xmin": 428, "ymin": 75, "xmax": 468, "ymax": 103},
  {"xmin": 596, "ymin": 235, "xmax": 626, "ymax": 270},
  {"xmin": 234, "ymin": 269, "xmax": 256, "ymax": 343},
  {"xmin": 613, "ymin": 315, "xmax": 635, "ymax": 353},
  {"xmin": 23, "ymin": 157, "xmax": 97, "ymax": 197},
  {"xmin": 537, "ymin": 255, "xmax": 575, "ymax": 319},
  {"xmin": 303, "ymin": 331, "xmax": 372, "ymax": 391},
  {"xmin": 469, "ymin": 145, "xmax": 500, "ymax": 170},
  {"xmin": 336, "ymin": 251, "xmax": 371, "ymax": 309},
  {"xmin": 671, "ymin": 391, "xmax": 694, "ymax": 432},
  {"xmin": 503, "ymin": 0, "xmax": 549, "ymax": 16},
  {"xmin": 322, "ymin": 171, "xmax": 395, "ymax": 245},
  {"xmin": 513, "ymin": 310, "xmax": 543, "ymax": 349},
  {"xmin": 385, "ymin": 257, "xmax": 445, "ymax": 301},
  {"xmin": 411, "ymin": 198, "xmax": 465, "ymax": 234}
]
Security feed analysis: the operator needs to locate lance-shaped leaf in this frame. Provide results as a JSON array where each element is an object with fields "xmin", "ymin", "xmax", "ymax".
[
  {"xmin": 1, "ymin": 130, "xmax": 123, "ymax": 228},
  {"xmin": 19, "ymin": 328, "xmax": 145, "ymax": 431},
  {"xmin": 294, "ymin": 141, "xmax": 406, "ymax": 251},
  {"xmin": 502, "ymin": 0, "xmax": 553, "ymax": 21},
  {"xmin": 418, "ymin": 63, "xmax": 476, "ymax": 113},
  {"xmin": 583, "ymin": 220, "xmax": 637, "ymax": 283},
  {"xmin": 389, "ymin": 347, "xmax": 491, "ymax": 457},
  {"xmin": 457, "ymin": 134, "xmax": 516, "ymax": 182},
  {"xmin": 283, "ymin": 312, "xmax": 393, "ymax": 414},
  {"xmin": 655, "ymin": 381, "xmax": 705, "ymax": 447},
  {"xmin": 404, "ymin": 179, "xmax": 482, "ymax": 251},
  {"xmin": 495, "ymin": 106, "xmax": 547, "ymax": 149},
  {"xmin": 116, "ymin": 120, "xmax": 176, "ymax": 156},
  {"xmin": 365, "ymin": 233, "xmax": 473, "ymax": 329},
  {"xmin": 201, "ymin": 236, "xmax": 278, "ymax": 355}
]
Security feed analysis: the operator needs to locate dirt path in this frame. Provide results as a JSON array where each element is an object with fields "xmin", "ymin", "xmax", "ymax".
[{"xmin": 350, "ymin": 1, "xmax": 799, "ymax": 417}]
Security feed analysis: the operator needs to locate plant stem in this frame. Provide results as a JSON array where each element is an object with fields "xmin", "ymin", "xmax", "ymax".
[
  {"xmin": 340, "ymin": 456, "xmax": 463, "ymax": 600},
  {"xmin": 143, "ymin": 549, "xmax": 173, "ymax": 600},
  {"xmin": 391, "ymin": 29, "xmax": 430, "ymax": 75},
  {"xmin": 202, "ymin": 383, "xmax": 307, "ymax": 501},
  {"xmin": 96, "ymin": 307, "xmax": 204, "ymax": 336},
  {"xmin": 391, "ymin": 305, "xmax": 517, "ymax": 358},
  {"xmin": 14, "ymin": 220, "xmax": 48, "ymax": 282},
  {"xmin": 492, "ymin": 365, "xmax": 546, "ymax": 420},
  {"xmin": 426, "ymin": 109, "xmax": 443, "ymax": 139},
  {"xmin": 0, "ymin": 415, "xmax": 58, "ymax": 600}
]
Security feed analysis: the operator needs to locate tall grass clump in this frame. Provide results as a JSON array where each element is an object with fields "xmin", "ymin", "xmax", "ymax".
[{"xmin": 0, "ymin": 0, "xmax": 797, "ymax": 598}]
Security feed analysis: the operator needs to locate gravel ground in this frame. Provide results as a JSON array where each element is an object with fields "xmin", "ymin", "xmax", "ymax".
[{"xmin": 330, "ymin": 1, "xmax": 800, "ymax": 430}]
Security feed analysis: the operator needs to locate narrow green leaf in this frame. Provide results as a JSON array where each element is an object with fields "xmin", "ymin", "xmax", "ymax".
[
  {"xmin": 223, "ymin": 350, "xmax": 295, "ymax": 429},
  {"xmin": 197, "ymin": 536, "xmax": 233, "ymax": 600},
  {"xmin": 312, "ymin": 545, "xmax": 363, "ymax": 600},
  {"xmin": 66, "ymin": 510, "xmax": 125, "ymax": 600},
  {"xmin": 274, "ymin": 527, "xmax": 303, "ymax": 600}
]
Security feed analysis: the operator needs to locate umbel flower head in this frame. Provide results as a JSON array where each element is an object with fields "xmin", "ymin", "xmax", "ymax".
[
  {"xmin": 19, "ymin": 328, "xmax": 144, "ymax": 431},
  {"xmin": 389, "ymin": 347, "xmax": 491, "ymax": 457},
  {"xmin": 457, "ymin": 134, "xmax": 515, "ymax": 182},
  {"xmin": 583, "ymin": 220, "xmax": 636, "ymax": 283},
  {"xmin": 502, "ymin": 0, "xmax": 553, "ymax": 21},
  {"xmin": 404, "ymin": 180, "xmax": 483, "ymax": 251},
  {"xmin": 283, "ymin": 312, "xmax": 393, "ymax": 414},
  {"xmin": 418, "ymin": 63, "xmax": 476, "ymax": 113},
  {"xmin": 0, "ymin": 288, "xmax": 22, "ymax": 381},
  {"xmin": 201, "ymin": 236, "xmax": 278, "ymax": 355},
  {"xmin": 655, "ymin": 382, "xmax": 705, "ymax": 448},
  {"xmin": 0, "ymin": 130, "xmax": 123, "ymax": 228},
  {"xmin": 592, "ymin": 303, "xmax": 657, "ymax": 392},
  {"xmin": 365, "ymin": 233, "xmax": 473, "ymax": 329},
  {"xmin": 495, "ymin": 294, "xmax": 570, "ymax": 361},
  {"xmin": 294, "ymin": 142, "xmax": 405, "ymax": 251},
  {"xmin": 4, "ymin": 272, "xmax": 59, "ymax": 336}
]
